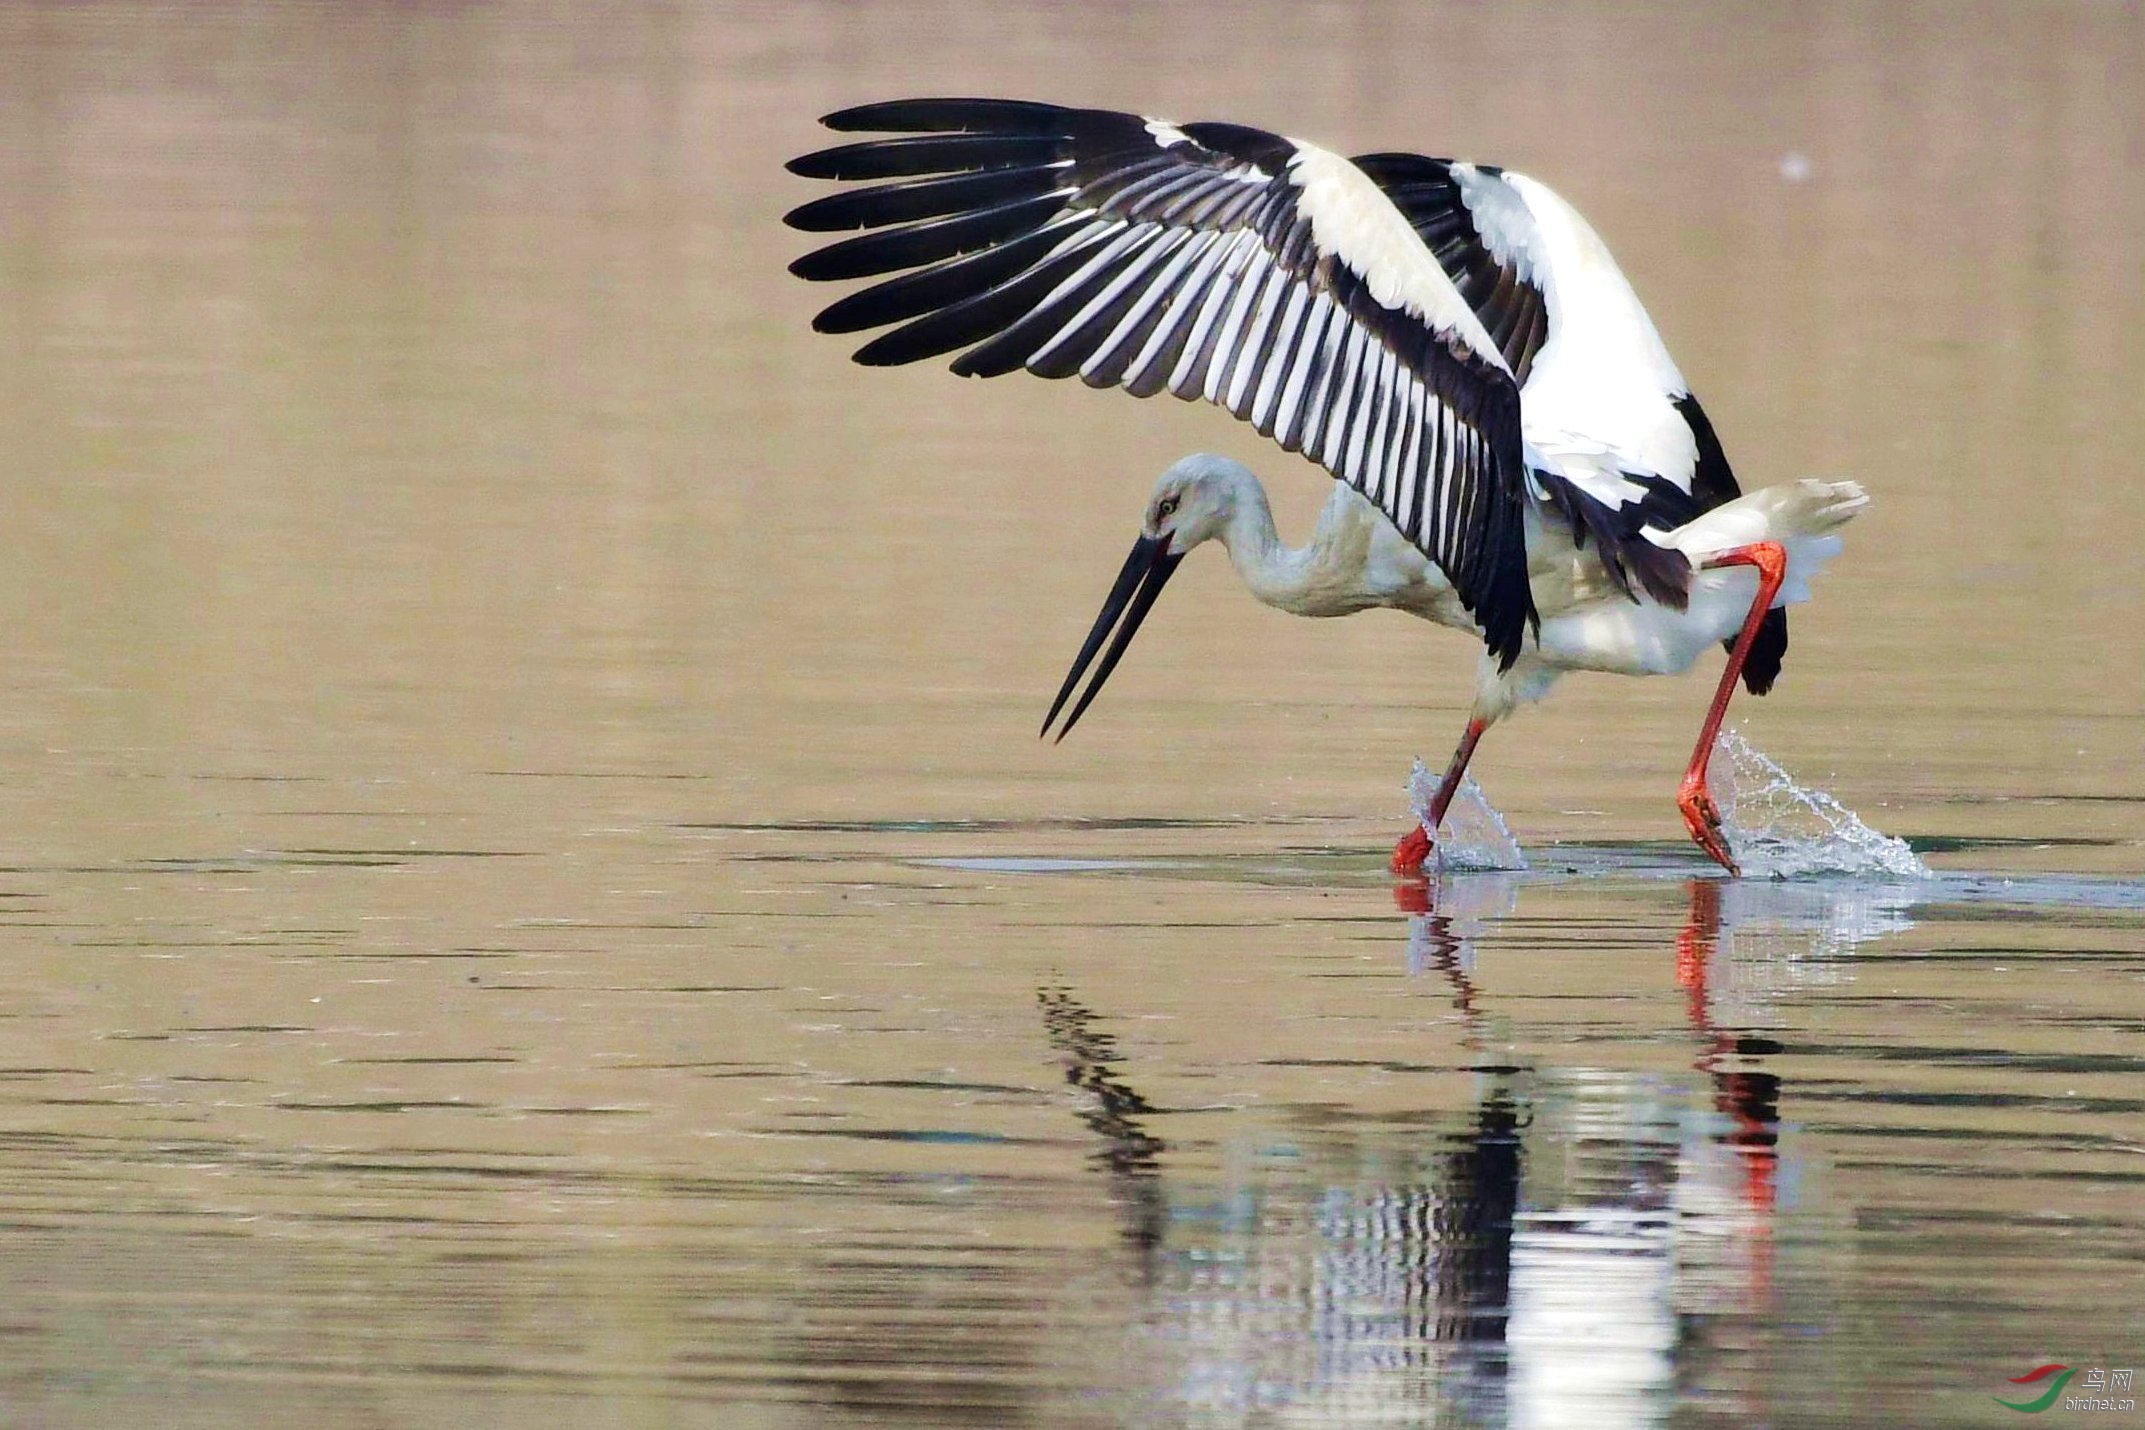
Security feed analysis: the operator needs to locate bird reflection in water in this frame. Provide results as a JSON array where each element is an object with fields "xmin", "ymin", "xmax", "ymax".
[
  {"xmin": 1041, "ymin": 975, "xmax": 1526, "ymax": 1418},
  {"xmin": 1045, "ymin": 872, "xmax": 1914, "ymax": 1423},
  {"xmin": 1038, "ymin": 984, "xmax": 1170, "ymax": 1268}
]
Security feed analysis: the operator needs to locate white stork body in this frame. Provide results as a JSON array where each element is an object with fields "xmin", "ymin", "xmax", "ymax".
[
  {"xmin": 1198, "ymin": 462, "xmax": 1862, "ymax": 717},
  {"xmin": 785, "ymin": 100, "xmax": 1868, "ymax": 874}
]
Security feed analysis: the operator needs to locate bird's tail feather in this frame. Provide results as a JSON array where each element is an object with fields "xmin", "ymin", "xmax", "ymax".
[
  {"xmin": 1651, "ymin": 479, "xmax": 1866, "ymax": 695},
  {"xmin": 1649, "ymin": 478, "xmax": 1868, "ymax": 607}
]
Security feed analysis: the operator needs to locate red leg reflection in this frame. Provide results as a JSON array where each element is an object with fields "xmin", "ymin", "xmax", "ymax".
[{"xmin": 1677, "ymin": 878, "xmax": 1780, "ymax": 1297}]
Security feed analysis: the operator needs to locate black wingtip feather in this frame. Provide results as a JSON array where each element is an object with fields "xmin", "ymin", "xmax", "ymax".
[
  {"xmin": 809, "ymin": 228, "xmax": 1068, "ymax": 336},
  {"xmin": 1467, "ymin": 480, "xmax": 1533, "ymax": 674},
  {"xmin": 787, "ymin": 193, "xmax": 1069, "ymax": 281},
  {"xmin": 784, "ymin": 166, "xmax": 1068, "ymax": 233},
  {"xmin": 1456, "ymin": 385, "xmax": 1536, "ymax": 672},
  {"xmin": 787, "ymin": 133, "xmax": 1064, "ymax": 181},
  {"xmin": 848, "ymin": 241, "xmax": 1102, "ymax": 366},
  {"xmin": 822, "ymin": 98, "xmax": 1073, "ymax": 135}
]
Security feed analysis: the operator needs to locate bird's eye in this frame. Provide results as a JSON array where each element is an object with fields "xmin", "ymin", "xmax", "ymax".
[{"xmin": 1156, "ymin": 496, "xmax": 1180, "ymax": 520}]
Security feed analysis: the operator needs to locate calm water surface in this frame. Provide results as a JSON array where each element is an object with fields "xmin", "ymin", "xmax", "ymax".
[{"xmin": 0, "ymin": 2, "xmax": 2141, "ymax": 1426}]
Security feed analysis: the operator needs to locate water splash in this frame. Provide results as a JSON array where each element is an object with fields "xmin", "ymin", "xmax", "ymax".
[
  {"xmin": 1713, "ymin": 728, "xmax": 1930, "ymax": 880},
  {"xmin": 1408, "ymin": 760, "xmax": 1529, "ymax": 872}
]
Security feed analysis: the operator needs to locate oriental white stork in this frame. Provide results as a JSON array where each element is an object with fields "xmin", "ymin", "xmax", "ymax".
[{"xmin": 784, "ymin": 99, "xmax": 1866, "ymax": 877}]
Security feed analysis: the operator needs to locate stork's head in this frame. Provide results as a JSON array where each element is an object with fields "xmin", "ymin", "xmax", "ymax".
[
  {"xmin": 1042, "ymin": 453, "xmax": 1255, "ymax": 742},
  {"xmin": 1141, "ymin": 452, "xmax": 1253, "ymax": 555}
]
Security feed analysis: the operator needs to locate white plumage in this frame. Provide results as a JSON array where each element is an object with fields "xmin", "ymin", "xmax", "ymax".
[{"xmin": 785, "ymin": 99, "xmax": 1867, "ymax": 876}]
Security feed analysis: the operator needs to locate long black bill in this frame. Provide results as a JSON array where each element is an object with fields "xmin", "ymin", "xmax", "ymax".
[{"xmin": 1041, "ymin": 533, "xmax": 1185, "ymax": 743}]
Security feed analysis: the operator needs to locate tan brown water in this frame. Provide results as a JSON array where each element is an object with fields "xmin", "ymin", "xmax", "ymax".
[{"xmin": 1, "ymin": 2, "xmax": 2141, "ymax": 1425}]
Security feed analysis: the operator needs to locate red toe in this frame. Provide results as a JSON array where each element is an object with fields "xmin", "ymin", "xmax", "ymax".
[{"xmin": 1391, "ymin": 825, "xmax": 1433, "ymax": 875}]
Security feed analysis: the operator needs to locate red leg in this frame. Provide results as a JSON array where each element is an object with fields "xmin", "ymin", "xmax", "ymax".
[
  {"xmin": 1392, "ymin": 716, "xmax": 1488, "ymax": 874},
  {"xmin": 1678, "ymin": 542, "xmax": 1787, "ymax": 876}
]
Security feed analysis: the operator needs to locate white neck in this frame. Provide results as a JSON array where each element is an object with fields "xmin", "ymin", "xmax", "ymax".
[{"xmin": 1213, "ymin": 474, "xmax": 1361, "ymax": 617}]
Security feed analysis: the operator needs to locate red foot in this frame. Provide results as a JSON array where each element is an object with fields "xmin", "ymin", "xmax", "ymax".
[
  {"xmin": 1677, "ymin": 775, "xmax": 1741, "ymax": 876},
  {"xmin": 1391, "ymin": 825, "xmax": 1432, "ymax": 875}
]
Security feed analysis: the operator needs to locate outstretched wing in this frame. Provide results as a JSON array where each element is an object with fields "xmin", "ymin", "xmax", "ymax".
[{"xmin": 785, "ymin": 99, "xmax": 1535, "ymax": 669}]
